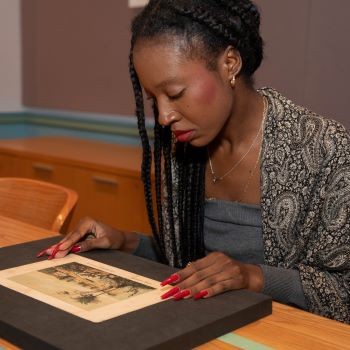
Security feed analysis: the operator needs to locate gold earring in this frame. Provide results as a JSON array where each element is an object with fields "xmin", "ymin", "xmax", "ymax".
[{"xmin": 230, "ymin": 76, "xmax": 236, "ymax": 88}]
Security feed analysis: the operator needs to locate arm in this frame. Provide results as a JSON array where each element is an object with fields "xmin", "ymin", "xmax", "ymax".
[
  {"xmin": 260, "ymin": 265, "xmax": 307, "ymax": 310},
  {"xmin": 261, "ymin": 114, "xmax": 350, "ymax": 323},
  {"xmin": 132, "ymin": 233, "xmax": 160, "ymax": 261},
  {"xmin": 37, "ymin": 216, "xmax": 162, "ymax": 263},
  {"xmin": 297, "ymin": 140, "xmax": 350, "ymax": 323},
  {"xmin": 37, "ymin": 217, "xmax": 141, "ymax": 259}
]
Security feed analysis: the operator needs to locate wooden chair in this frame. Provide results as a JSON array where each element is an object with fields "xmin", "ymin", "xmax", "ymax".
[{"xmin": 0, "ymin": 177, "xmax": 78, "ymax": 232}]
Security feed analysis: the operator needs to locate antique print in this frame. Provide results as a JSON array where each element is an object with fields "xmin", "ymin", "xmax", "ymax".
[{"xmin": 0, "ymin": 255, "xmax": 169, "ymax": 322}]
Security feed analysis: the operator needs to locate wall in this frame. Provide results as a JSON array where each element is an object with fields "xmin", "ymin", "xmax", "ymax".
[
  {"xmin": 21, "ymin": 0, "xmax": 350, "ymax": 128},
  {"xmin": 0, "ymin": 0, "xmax": 22, "ymax": 111},
  {"xmin": 255, "ymin": 0, "xmax": 350, "ymax": 128},
  {"xmin": 22, "ymin": 0, "xmax": 136, "ymax": 116}
]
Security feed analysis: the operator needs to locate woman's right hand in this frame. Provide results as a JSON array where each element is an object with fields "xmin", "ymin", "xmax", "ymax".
[{"xmin": 36, "ymin": 217, "xmax": 126, "ymax": 259}]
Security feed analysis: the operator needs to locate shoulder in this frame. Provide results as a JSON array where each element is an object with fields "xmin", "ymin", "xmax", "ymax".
[{"xmin": 260, "ymin": 87, "xmax": 349, "ymax": 151}]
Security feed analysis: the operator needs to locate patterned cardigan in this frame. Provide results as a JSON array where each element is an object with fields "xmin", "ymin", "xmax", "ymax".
[
  {"xmin": 259, "ymin": 87, "xmax": 350, "ymax": 323},
  {"xmin": 164, "ymin": 87, "xmax": 350, "ymax": 323}
]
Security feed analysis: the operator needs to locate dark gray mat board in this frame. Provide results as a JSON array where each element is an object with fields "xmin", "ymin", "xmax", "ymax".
[{"xmin": 0, "ymin": 237, "xmax": 272, "ymax": 350}]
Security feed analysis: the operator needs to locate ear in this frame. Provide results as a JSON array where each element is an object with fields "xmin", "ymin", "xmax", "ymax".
[{"xmin": 222, "ymin": 46, "xmax": 242, "ymax": 81}]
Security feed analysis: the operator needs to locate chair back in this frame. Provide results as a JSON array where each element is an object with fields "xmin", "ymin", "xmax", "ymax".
[{"xmin": 0, "ymin": 177, "xmax": 78, "ymax": 232}]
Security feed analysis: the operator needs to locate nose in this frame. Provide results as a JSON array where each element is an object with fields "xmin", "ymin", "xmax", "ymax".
[{"xmin": 158, "ymin": 110, "xmax": 179, "ymax": 127}]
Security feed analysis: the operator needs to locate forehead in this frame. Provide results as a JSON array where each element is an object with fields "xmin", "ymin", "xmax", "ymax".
[
  {"xmin": 133, "ymin": 38, "xmax": 211, "ymax": 88},
  {"xmin": 133, "ymin": 38, "xmax": 191, "ymax": 71}
]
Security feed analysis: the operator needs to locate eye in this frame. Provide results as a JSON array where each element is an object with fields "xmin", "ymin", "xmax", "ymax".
[{"xmin": 167, "ymin": 89, "xmax": 185, "ymax": 101}]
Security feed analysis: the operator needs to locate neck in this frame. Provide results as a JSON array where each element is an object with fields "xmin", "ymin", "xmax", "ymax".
[{"xmin": 210, "ymin": 82, "xmax": 264, "ymax": 156}]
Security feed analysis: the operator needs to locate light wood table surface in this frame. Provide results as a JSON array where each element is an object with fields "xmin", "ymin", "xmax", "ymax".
[{"xmin": 0, "ymin": 215, "xmax": 349, "ymax": 350}]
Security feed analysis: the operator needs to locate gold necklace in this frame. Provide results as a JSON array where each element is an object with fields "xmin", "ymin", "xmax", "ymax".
[{"xmin": 207, "ymin": 96, "xmax": 268, "ymax": 184}]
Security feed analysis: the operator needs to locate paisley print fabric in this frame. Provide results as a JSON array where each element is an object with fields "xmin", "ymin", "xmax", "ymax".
[
  {"xmin": 260, "ymin": 88, "xmax": 349, "ymax": 323},
  {"xmin": 163, "ymin": 87, "xmax": 350, "ymax": 323}
]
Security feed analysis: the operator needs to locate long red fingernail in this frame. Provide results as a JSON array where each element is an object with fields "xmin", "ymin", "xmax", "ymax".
[
  {"xmin": 70, "ymin": 245, "xmax": 81, "ymax": 254},
  {"xmin": 36, "ymin": 249, "xmax": 48, "ymax": 258},
  {"xmin": 48, "ymin": 242, "xmax": 63, "ymax": 260},
  {"xmin": 160, "ymin": 273, "xmax": 180, "ymax": 286},
  {"xmin": 161, "ymin": 287, "xmax": 180, "ymax": 300},
  {"xmin": 194, "ymin": 290, "xmax": 208, "ymax": 300},
  {"xmin": 173, "ymin": 289, "xmax": 191, "ymax": 301},
  {"xmin": 37, "ymin": 244, "xmax": 56, "ymax": 257}
]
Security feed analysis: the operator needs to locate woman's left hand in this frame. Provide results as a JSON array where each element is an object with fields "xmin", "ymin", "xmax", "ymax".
[{"xmin": 160, "ymin": 252, "xmax": 263, "ymax": 300}]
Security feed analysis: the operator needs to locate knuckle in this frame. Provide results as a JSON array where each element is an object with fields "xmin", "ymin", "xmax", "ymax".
[
  {"xmin": 210, "ymin": 251, "xmax": 225, "ymax": 259},
  {"xmin": 189, "ymin": 261, "xmax": 198, "ymax": 271},
  {"xmin": 197, "ymin": 276, "xmax": 213, "ymax": 288},
  {"xmin": 204, "ymin": 276, "xmax": 216, "ymax": 287},
  {"xmin": 224, "ymin": 258, "xmax": 235, "ymax": 267},
  {"xmin": 223, "ymin": 280, "xmax": 235, "ymax": 291},
  {"xmin": 235, "ymin": 265, "xmax": 243, "ymax": 275},
  {"xmin": 226, "ymin": 261, "xmax": 240, "ymax": 274},
  {"xmin": 210, "ymin": 281, "xmax": 230, "ymax": 295},
  {"xmin": 193, "ymin": 270, "xmax": 205, "ymax": 281}
]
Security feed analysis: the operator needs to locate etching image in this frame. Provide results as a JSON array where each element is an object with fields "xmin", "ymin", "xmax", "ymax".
[{"xmin": 9, "ymin": 262, "xmax": 155, "ymax": 311}]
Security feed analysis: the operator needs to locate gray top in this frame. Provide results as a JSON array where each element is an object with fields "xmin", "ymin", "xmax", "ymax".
[
  {"xmin": 133, "ymin": 199, "xmax": 307, "ymax": 310},
  {"xmin": 204, "ymin": 199, "xmax": 264, "ymax": 264}
]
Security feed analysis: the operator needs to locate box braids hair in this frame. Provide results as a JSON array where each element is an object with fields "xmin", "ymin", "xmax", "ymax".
[{"xmin": 129, "ymin": 0, "xmax": 263, "ymax": 267}]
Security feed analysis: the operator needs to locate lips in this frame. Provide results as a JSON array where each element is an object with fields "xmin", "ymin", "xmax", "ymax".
[{"xmin": 173, "ymin": 130, "xmax": 194, "ymax": 142}]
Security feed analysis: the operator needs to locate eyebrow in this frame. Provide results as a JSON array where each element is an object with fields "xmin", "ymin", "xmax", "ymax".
[{"xmin": 155, "ymin": 76, "xmax": 179, "ymax": 89}]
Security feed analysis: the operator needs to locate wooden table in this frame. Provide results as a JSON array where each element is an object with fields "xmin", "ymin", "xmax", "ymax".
[{"xmin": 1, "ymin": 215, "xmax": 349, "ymax": 350}]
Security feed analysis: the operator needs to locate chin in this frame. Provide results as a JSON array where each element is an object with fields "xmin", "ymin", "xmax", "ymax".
[{"xmin": 188, "ymin": 138, "xmax": 209, "ymax": 148}]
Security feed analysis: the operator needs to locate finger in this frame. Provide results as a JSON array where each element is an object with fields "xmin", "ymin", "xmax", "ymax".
[
  {"xmin": 193, "ymin": 290, "xmax": 209, "ymax": 300},
  {"xmin": 159, "ymin": 254, "xmax": 226, "ymax": 289},
  {"xmin": 58, "ymin": 230, "xmax": 88, "ymax": 251},
  {"xmin": 177, "ymin": 252, "xmax": 228, "ymax": 281},
  {"xmin": 48, "ymin": 237, "xmax": 105, "ymax": 259},
  {"xmin": 75, "ymin": 236, "xmax": 111, "ymax": 253},
  {"xmin": 36, "ymin": 235, "xmax": 68, "ymax": 257},
  {"xmin": 192, "ymin": 272, "xmax": 246, "ymax": 300},
  {"xmin": 173, "ymin": 289, "xmax": 191, "ymax": 300},
  {"xmin": 45, "ymin": 231, "xmax": 111, "ymax": 260},
  {"xmin": 175, "ymin": 261, "xmax": 224, "ymax": 291},
  {"xmin": 206, "ymin": 277, "xmax": 244, "ymax": 297},
  {"xmin": 160, "ymin": 273, "xmax": 180, "ymax": 286},
  {"xmin": 162, "ymin": 268, "xmax": 234, "ymax": 301},
  {"xmin": 56, "ymin": 220, "xmax": 98, "ymax": 254},
  {"xmin": 48, "ymin": 242, "xmax": 65, "ymax": 260},
  {"xmin": 36, "ymin": 246, "xmax": 52, "ymax": 257},
  {"xmin": 178, "ymin": 265, "xmax": 245, "ymax": 300},
  {"xmin": 165, "ymin": 266, "xmax": 226, "ymax": 301},
  {"xmin": 69, "ymin": 245, "xmax": 81, "ymax": 254},
  {"xmin": 41, "ymin": 229, "xmax": 88, "ymax": 259}
]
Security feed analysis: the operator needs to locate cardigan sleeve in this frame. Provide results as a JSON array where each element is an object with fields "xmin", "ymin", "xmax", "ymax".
[
  {"xmin": 132, "ymin": 234, "xmax": 160, "ymax": 262},
  {"xmin": 297, "ymin": 126, "xmax": 350, "ymax": 323},
  {"xmin": 260, "ymin": 265, "xmax": 308, "ymax": 309},
  {"xmin": 261, "ymin": 111, "xmax": 350, "ymax": 323}
]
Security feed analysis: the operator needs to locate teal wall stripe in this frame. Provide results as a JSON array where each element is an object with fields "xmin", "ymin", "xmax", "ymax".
[
  {"xmin": 218, "ymin": 333, "xmax": 274, "ymax": 350},
  {"xmin": 0, "ymin": 112, "xmax": 154, "ymax": 141}
]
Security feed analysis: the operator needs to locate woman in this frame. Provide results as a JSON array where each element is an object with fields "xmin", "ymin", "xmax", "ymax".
[{"xmin": 38, "ymin": 0, "xmax": 350, "ymax": 323}]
